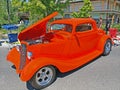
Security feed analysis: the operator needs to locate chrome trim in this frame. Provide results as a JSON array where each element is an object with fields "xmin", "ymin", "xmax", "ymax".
[{"xmin": 19, "ymin": 44, "xmax": 27, "ymax": 70}]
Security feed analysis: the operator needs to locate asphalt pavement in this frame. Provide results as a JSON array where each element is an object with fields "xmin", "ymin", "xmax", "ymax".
[{"xmin": 0, "ymin": 46, "xmax": 120, "ymax": 90}]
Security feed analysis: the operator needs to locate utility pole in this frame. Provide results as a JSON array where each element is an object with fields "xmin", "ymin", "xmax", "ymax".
[
  {"xmin": 107, "ymin": 0, "xmax": 109, "ymax": 18},
  {"xmin": 6, "ymin": 0, "xmax": 11, "ymax": 24}
]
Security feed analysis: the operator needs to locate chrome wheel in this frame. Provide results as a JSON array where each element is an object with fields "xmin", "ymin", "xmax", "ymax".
[
  {"xmin": 29, "ymin": 66, "xmax": 56, "ymax": 89},
  {"xmin": 103, "ymin": 39, "xmax": 112, "ymax": 56},
  {"xmin": 105, "ymin": 41, "xmax": 111, "ymax": 53},
  {"xmin": 36, "ymin": 67, "xmax": 53, "ymax": 86}
]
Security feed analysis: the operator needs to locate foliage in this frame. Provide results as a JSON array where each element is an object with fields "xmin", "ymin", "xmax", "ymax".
[
  {"xmin": 0, "ymin": 0, "xmax": 20, "ymax": 25},
  {"xmin": 0, "ymin": 0, "xmax": 71, "ymax": 34},
  {"xmin": 101, "ymin": 23, "xmax": 120, "ymax": 32},
  {"xmin": 111, "ymin": 24, "xmax": 120, "ymax": 32},
  {"xmin": 0, "ymin": 0, "xmax": 8, "ymax": 24},
  {"xmin": 72, "ymin": 0, "xmax": 93, "ymax": 18},
  {"xmin": 0, "ymin": 28, "xmax": 7, "ymax": 35},
  {"xmin": 11, "ymin": 0, "xmax": 70, "ymax": 23},
  {"xmin": 101, "ymin": 24, "xmax": 106, "ymax": 31}
]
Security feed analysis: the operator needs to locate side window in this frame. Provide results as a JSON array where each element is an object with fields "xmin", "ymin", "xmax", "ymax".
[
  {"xmin": 76, "ymin": 23, "xmax": 92, "ymax": 32},
  {"xmin": 65, "ymin": 24, "xmax": 72, "ymax": 32}
]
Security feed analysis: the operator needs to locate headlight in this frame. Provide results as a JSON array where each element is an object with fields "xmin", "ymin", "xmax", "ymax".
[{"xmin": 27, "ymin": 52, "xmax": 33, "ymax": 60}]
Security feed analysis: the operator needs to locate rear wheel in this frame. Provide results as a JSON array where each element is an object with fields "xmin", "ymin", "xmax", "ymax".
[
  {"xmin": 28, "ymin": 66, "xmax": 56, "ymax": 90},
  {"xmin": 103, "ymin": 39, "xmax": 112, "ymax": 56}
]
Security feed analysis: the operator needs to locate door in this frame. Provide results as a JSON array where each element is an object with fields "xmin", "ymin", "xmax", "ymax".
[{"xmin": 68, "ymin": 23, "xmax": 99, "ymax": 57}]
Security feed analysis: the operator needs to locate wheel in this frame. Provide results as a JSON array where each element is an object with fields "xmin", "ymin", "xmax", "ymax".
[
  {"xmin": 28, "ymin": 66, "xmax": 56, "ymax": 90},
  {"xmin": 103, "ymin": 39, "xmax": 112, "ymax": 56}
]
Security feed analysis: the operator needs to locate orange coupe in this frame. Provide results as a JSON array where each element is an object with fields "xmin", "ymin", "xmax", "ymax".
[{"xmin": 7, "ymin": 12, "xmax": 112, "ymax": 89}]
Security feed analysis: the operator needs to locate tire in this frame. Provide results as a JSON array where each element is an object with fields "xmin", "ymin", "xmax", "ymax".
[
  {"xmin": 102, "ymin": 39, "xmax": 112, "ymax": 56},
  {"xmin": 28, "ymin": 66, "xmax": 56, "ymax": 90}
]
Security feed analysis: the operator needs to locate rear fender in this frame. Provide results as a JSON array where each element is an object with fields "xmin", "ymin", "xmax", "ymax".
[{"xmin": 97, "ymin": 35, "xmax": 112, "ymax": 53}]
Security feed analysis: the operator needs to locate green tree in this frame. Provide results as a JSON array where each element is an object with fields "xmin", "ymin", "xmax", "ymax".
[
  {"xmin": 40, "ymin": 0, "xmax": 70, "ymax": 17},
  {"xmin": 0, "ymin": 0, "xmax": 19, "ymax": 25},
  {"xmin": 11, "ymin": 0, "xmax": 70, "ymax": 23},
  {"xmin": 72, "ymin": 0, "xmax": 93, "ymax": 18},
  {"xmin": 0, "ymin": 0, "xmax": 8, "ymax": 25}
]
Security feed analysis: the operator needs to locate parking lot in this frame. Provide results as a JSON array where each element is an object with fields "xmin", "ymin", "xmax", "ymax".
[{"xmin": 0, "ymin": 46, "xmax": 120, "ymax": 90}]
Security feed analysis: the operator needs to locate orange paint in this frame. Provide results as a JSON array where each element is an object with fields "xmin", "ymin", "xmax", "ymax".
[{"xmin": 7, "ymin": 12, "xmax": 112, "ymax": 82}]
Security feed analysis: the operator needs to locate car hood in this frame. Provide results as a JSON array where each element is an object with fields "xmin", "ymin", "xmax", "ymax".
[{"xmin": 18, "ymin": 12, "xmax": 58, "ymax": 41}]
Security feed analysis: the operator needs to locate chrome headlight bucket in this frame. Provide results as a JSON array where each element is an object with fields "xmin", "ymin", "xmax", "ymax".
[{"xmin": 27, "ymin": 51, "xmax": 33, "ymax": 60}]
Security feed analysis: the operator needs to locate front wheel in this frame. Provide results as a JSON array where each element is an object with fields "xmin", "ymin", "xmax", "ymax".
[
  {"xmin": 28, "ymin": 66, "xmax": 56, "ymax": 90},
  {"xmin": 102, "ymin": 39, "xmax": 112, "ymax": 56}
]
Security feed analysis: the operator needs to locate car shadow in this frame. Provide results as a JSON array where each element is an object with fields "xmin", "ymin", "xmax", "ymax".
[{"xmin": 26, "ymin": 82, "xmax": 39, "ymax": 90}]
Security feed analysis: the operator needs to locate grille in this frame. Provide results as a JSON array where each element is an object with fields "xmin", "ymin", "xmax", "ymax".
[{"xmin": 19, "ymin": 44, "xmax": 27, "ymax": 70}]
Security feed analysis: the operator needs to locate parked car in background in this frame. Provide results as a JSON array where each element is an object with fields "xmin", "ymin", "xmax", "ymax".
[{"xmin": 7, "ymin": 12, "xmax": 112, "ymax": 90}]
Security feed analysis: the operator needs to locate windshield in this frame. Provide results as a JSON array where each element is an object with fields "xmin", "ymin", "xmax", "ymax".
[{"xmin": 51, "ymin": 24, "xmax": 72, "ymax": 32}]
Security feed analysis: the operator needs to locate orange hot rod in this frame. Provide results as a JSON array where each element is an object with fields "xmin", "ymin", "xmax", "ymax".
[{"xmin": 7, "ymin": 12, "xmax": 112, "ymax": 89}]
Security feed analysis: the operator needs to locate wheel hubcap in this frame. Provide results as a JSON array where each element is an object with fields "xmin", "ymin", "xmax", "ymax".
[
  {"xmin": 105, "ymin": 41, "xmax": 111, "ymax": 54},
  {"xmin": 35, "ymin": 67, "xmax": 53, "ymax": 86}
]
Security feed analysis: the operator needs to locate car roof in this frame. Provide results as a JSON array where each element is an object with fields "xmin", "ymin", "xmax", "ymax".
[{"xmin": 51, "ymin": 18, "xmax": 96, "ymax": 25}]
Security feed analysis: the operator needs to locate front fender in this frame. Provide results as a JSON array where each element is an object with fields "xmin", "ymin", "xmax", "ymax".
[
  {"xmin": 20, "ymin": 57, "xmax": 56, "ymax": 81},
  {"xmin": 20, "ymin": 57, "xmax": 70, "ymax": 81}
]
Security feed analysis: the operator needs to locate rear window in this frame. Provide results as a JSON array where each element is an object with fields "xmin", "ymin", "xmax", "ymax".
[{"xmin": 76, "ymin": 23, "xmax": 92, "ymax": 32}]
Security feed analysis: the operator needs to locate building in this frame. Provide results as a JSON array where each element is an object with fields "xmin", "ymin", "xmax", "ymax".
[{"xmin": 64, "ymin": 0, "xmax": 120, "ymax": 23}]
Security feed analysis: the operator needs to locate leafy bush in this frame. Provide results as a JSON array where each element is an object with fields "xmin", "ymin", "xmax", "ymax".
[
  {"xmin": 101, "ymin": 24, "xmax": 105, "ymax": 30},
  {"xmin": 72, "ymin": 0, "xmax": 93, "ymax": 18},
  {"xmin": 111, "ymin": 24, "xmax": 120, "ymax": 32}
]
